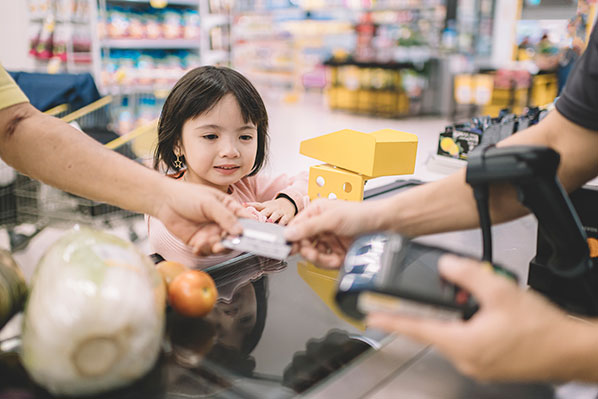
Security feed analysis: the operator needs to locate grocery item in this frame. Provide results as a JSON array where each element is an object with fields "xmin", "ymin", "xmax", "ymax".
[{"xmin": 21, "ymin": 227, "xmax": 166, "ymax": 396}]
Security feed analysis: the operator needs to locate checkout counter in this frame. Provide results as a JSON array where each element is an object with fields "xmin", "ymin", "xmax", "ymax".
[{"xmin": 0, "ymin": 180, "xmax": 593, "ymax": 398}]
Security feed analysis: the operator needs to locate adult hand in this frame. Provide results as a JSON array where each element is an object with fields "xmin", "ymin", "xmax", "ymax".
[
  {"xmin": 245, "ymin": 197, "xmax": 296, "ymax": 225},
  {"xmin": 155, "ymin": 179, "xmax": 250, "ymax": 254},
  {"xmin": 284, "ymin": 199, "xmax": 385, "ymax": 268},
  {"xmin": 367, "ymin": 255, "xmax": 584, "ymax": 381}
]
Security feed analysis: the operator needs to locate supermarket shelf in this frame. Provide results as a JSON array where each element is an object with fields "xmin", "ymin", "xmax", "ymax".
[
  {"xmin": 100, "ymin": 39, "xmax": 201, "ymax": 49},
  {"xmin": 106, "ymin": 0, "xmax": 200, "ymax": 6}
]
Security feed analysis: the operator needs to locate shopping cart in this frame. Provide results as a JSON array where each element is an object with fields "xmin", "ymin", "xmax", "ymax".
[{"xmin": 2, "ymin": 95, "xmax": 159, "ymax": 250}]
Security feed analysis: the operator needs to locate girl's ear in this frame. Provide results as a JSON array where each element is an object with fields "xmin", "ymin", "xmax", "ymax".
[{"xmin": 173, "ymin": 142, "xmax": 183, "ymax": 156}]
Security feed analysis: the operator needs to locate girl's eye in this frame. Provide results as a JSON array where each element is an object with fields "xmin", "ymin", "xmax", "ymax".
[
  {"xmin": 240, "ymin": 135, "xmax": 253, "ymax": 141},
  {"xmin": 203, "ymin": 134, "xmax": 218, "ymax": 140}
]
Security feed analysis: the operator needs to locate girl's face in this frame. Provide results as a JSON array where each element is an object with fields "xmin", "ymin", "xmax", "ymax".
[{"xmin": 179, "ymin": 94, "xmax": 258, "ymax": 192}]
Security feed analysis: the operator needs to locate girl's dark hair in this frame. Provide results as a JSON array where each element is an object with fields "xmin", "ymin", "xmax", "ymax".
[{"xmin": 154, "ymin": 66, "xmax": 269, "ymax": 176}]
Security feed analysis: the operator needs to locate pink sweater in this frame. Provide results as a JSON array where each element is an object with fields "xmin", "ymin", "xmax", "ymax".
[{"xmin": 146, "ymin": 172, "xmax": 308, "ymax": 269}]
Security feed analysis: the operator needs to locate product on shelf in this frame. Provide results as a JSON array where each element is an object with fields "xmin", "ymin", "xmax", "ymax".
[
  {"xmin": 437, "ymin": 106, "xmax": 546, "ymax": 160},
  {"xmin": 104, "ymin": 7, "xmax": 200, "ymax": 40},
  {"xmin": 101, "ymin": 49, "xmax": 202, "ymax": 93},
  {"xmin": 28, "ymin": 0, "xmax": 92, "ymax": 70}
]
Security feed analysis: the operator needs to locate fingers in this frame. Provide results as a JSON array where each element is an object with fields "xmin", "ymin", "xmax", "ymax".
[
  {"xmin": 188, "ymin": 223, "xmax": 223, "ymax": 255},
  {"xmin": 259, "ymin": 207, "xmax": 274, "ymax": 219},
  {"xmin": 268, "ymin": 210, "xmax": 283, "ymax": 224},
  {"xmin": 210, "ymin": 241, "xmax": 230, "ymax": 254},
  {"xmin": 297, "ymin": 238, "xmax": 344, "ymax": 268},
  {"xmin": 202, "ymin": 197, "xmax": 243, "ymax": 235},
  {"xmin": 235, "ymin": 207, "xmax": 254, "ymax": 219},
  {"xmin": 279, "ymin": 214, "xmax": 291, "ymax": 226},
  {"xmin": 245, "ymin": 202, "xmax": 265, "ymax": 211},
  {"xmin": 438, "ymin": 255, "xmax": 518, "ymax": 305}
]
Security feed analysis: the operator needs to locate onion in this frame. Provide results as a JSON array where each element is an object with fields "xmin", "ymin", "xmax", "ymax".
[{"xmin": 20, "ymin": 227, "xmax": 166, "ymax": 396}]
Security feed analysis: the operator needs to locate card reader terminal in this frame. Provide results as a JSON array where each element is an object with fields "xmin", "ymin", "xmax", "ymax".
[{"xmin": 335, "ymin": 233, "xmax": 518, "ymax": 321}]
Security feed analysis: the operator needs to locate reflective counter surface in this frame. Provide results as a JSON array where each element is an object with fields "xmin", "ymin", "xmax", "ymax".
[
  {"xmin": 0, "ymin": 180, "xmax": 586, "ymax": 398},
  {"xmin": 0, "ymin": 250, "xmax": 389, "ymax": 399}
]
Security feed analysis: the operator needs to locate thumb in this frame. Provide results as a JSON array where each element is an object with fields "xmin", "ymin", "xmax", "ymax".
[
  {"xmin": 285, "ymin": 203, "xmax": 339, "ymax": 241},
  {"xmin": 285, "ymin": 213, "xmax": 330, "ymax": 241}
]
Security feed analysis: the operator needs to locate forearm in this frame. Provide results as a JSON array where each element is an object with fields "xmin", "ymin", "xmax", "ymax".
[
  {"xmin": 556, "ymin": 319, "xmax": 598, "ymax": 382},
  {"xmin": 0, "ymin": 103, "xmax": 165, "ymax": 217},
  {"xmin": 377, "ymin": 169, "xmax": 521, "ymax": 236},
  {"xmin": 379, "ymin": 110, "xmax": 598, "ymax": 237}
]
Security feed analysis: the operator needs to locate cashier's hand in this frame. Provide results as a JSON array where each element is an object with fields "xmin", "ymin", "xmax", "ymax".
[
  {"xmin": 245, "ymin": 198, "xmax": 296, "ymax": 225},
  {"xmin": 156, "ymin": 179, "xmax": 251, "ymax": 255},
  {"xmin": 367, "ymin": 255, "xmax": 580, "ymax": 381},
  {"xmin": 284, "ymin": 199, "xmax": 383, "ymax": 268}
]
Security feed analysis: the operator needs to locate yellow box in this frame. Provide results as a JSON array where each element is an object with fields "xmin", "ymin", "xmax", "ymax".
[
  {"xmin": 308, "ymin": 164, "xmax": 366, "ymax": 201},
  {"xmin": 300, "ymin": 128, "xmax": 418, "ymax": 178},
  {"xmin": 297, "ymin": 261, "xmax": 365, "ymax": 330}
]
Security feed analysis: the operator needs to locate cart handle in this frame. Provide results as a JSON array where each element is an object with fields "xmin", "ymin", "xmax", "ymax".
[{"xmin": 61, "ymin": 96, "xmax": 113, "ymax": 123}]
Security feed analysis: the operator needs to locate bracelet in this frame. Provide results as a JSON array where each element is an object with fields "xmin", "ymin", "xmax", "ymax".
[{"xmin": 275, "ymin": 193, "xmax": 298, "ymax": 215}]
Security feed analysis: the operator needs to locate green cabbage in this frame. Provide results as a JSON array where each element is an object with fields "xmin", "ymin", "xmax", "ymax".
[{"xmin": 21, "ymin": 227, "xmax": 166, "ymax": 396}]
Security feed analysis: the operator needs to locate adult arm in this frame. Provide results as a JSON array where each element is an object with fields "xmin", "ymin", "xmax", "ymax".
[
  {"xmin": 0, "ymin": 102, "xmax": 243, "ymax": 246},
  {"xmin": 381, "ymin": 109, "xmax": 598, "ymax": 237}
]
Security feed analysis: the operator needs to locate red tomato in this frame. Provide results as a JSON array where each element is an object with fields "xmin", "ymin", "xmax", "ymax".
[{"xmin": 168, "ymin": 270, "xmax": 218, "ymax": 317}]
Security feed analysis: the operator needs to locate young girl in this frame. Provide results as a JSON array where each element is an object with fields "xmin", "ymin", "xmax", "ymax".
[{"xmin": 147, "ymin": 66, "xmax": 307, "ymax": 268}]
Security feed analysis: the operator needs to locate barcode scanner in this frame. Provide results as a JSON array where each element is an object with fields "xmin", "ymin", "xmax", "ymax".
[
  {"xmin": 466, "ymin": 146, "xmax": 591, "ymax": 278},
  {"xmin": 335, "ymin": 233, "xmax": 517, "ymax": 321}
]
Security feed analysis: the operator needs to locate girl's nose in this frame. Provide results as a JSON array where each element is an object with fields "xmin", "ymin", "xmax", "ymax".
[{"xmin": 219, "ymin": 140, "xmax": 240, "ymax": 158}]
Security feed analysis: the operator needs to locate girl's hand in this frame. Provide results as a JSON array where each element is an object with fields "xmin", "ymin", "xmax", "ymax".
[{"xmin": 245, "ymin": 198, "xmax": 296, "ymax": 225}]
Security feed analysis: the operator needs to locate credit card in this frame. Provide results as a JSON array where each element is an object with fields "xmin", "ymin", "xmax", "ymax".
[{"xmin": 222, "ymin": 218, "xmax": 291, "ymax": 260}]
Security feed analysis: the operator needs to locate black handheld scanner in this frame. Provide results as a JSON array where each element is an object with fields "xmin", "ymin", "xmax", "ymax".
[{"xmin": 466, "ymin": 146, "xmax": 590, "ymax": 277}]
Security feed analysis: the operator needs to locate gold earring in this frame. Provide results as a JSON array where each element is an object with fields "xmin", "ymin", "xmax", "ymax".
[{"xmin": 174, "ymin": 154, "xmax": 183, "ymax": 169}]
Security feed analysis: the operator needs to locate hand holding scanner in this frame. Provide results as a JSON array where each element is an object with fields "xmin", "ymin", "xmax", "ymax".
[{"xmin": 335, "ymin": 233, "xmax": 517, "ymax": 321}]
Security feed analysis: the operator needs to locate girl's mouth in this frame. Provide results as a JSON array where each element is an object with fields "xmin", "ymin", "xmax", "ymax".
[{"xmin": 214, "ymin": 165, "xmax": 240, "ymax": 175}]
